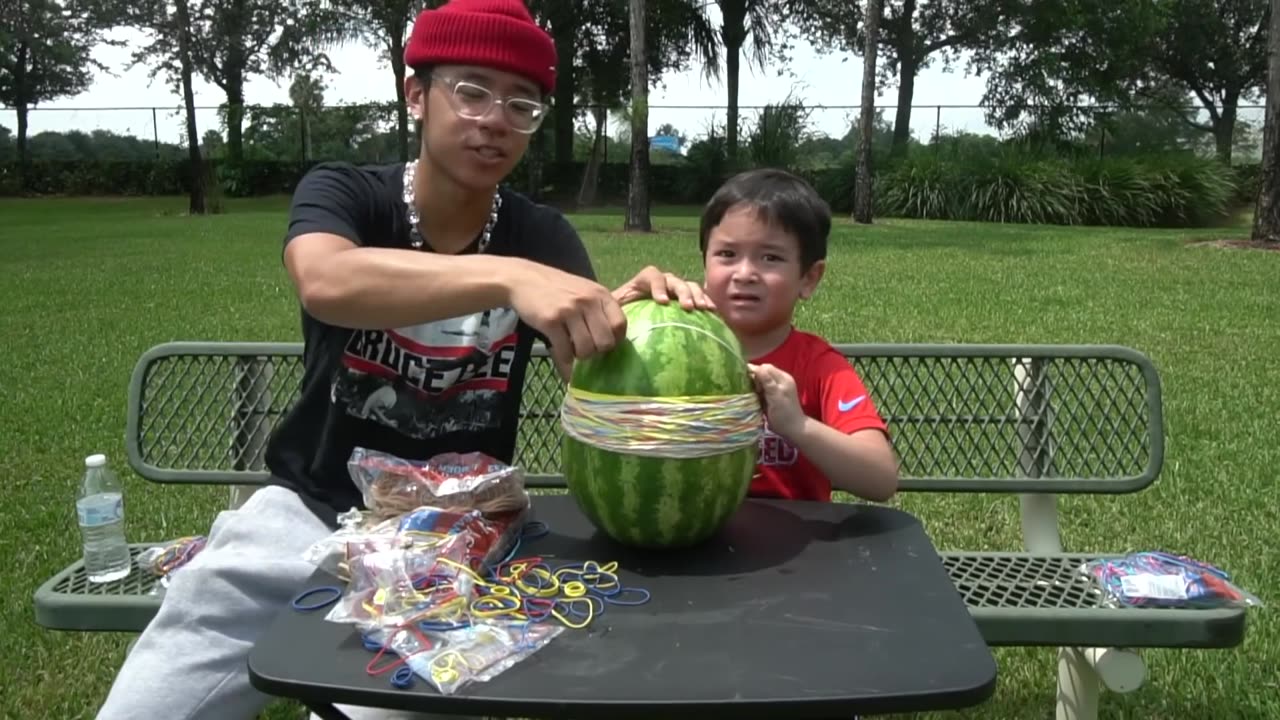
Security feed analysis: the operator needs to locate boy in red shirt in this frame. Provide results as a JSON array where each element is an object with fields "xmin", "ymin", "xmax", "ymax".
[{"xmin": 700, "ymin": 168, "xmax": 900, "ymax": 503}]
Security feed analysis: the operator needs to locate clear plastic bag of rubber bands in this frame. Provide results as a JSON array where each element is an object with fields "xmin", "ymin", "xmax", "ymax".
[
  {"xmin": 347, "ymin": 448, "xmax": 530, "ymax": 519},
  {"xmin": 325, "ymin": 531, "xmax": 476, "ymax": 631},
  {"xmin": 390, "ymin": 621, "xmax": 563, "ymax": 695},
  {"xmin": 1081, "ymin": 551, "xmax": 1264, "ymax": 609}
]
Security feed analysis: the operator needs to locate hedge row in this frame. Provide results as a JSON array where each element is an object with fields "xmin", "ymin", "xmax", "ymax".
[{"xmin": 1, "ymin": 155, "xmax": 1257, "ymax": 229}]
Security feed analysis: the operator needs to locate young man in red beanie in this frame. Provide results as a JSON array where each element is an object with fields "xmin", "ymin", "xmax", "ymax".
[{"xmin": 94, "ymin": 1, "xmax": 709, "ymax": 719}]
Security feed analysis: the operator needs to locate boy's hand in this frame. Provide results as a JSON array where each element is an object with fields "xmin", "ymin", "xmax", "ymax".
[
  {"xmin": 748, "ymin": 363, "xmax": 804, "ymax": 439},
  {"xmin": 612, "ymin": 265, "xmax": 716, "ymax": 311}
]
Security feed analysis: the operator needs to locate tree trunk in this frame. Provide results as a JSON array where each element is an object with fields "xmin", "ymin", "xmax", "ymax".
[
  {"xmin": 1213, "ymin": 97, "xmax": 1238, "ymax": 165},
  {"xmin": 625, "ymin": 0, "xmax": 651, "ymax": 232},
  {"xmin": 390, "ymin": 33, "xmax": 409, "ymax": 161},
  {"xmin": 722, "ymin": 0, "xmax": 745, "ymax": 167},
  {"xmin": 853, "ymin": 0, "xmax": 881, "ymax": 224},
  {"xmin": 15, "ymin": 41, "xmax": 29, "ymax": 192},
  {"xmin": 223, "ymin": 0, "xmax": 248, "ymax": 165},
  {"xmin": 890, "ymin": 53, "xmax": 917, "ymax": 159},
  {"xmin": 577, "ymin": 105, "xmax": 608, "ymax": 207},
  {"xmin": 175, "ymin": 0, "xmax": 206, "ymax": 215},
  {"xmin": 15, "ymin": 100, "xmax": 29, "ymax": 194},
  {"xmin": 300, "ymin": 108, "xmax": 311, "ymax": 160},
  {"xmin": 551, "ymin": 3, "xmax": 576, "ymax": 165},
  {"xmin": 225, "ymin": 77, "xmax": 245, "ymax": 165},
  {"xmin": 1251, "ymin": 0, "xmax": 1279, "ymax": 244}
]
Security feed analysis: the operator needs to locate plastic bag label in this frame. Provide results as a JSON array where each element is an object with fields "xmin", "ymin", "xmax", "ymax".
[{"xmin": 1120, "ymin": 574, "xmax": 1187, "ymax": 600}]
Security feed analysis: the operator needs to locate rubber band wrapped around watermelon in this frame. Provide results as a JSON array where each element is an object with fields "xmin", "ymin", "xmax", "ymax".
[{"xmin": 560, "ymin": 299, "xmax": 763, "ymax": 548}]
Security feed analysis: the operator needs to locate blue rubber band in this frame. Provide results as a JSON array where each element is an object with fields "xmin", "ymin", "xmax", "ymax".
[
  {"xmin": 556, "ymin": 598, "xmax": 595, "ymax": 620},
  {"xmin": 361, "ymin": 634, "xmax": 384, "ymax": 652},
  {"xmin": 499, "ymin": 536, "xmax": 523, "ymax": 566},
  {"xmin": 522, "ymin": 598, "xmax": 554, "ymax": 621},
  {"xmin": 391, "ymin": 665, "xmax": 415, "ymax": 689},
  {"xmin": 604, "ymin": 587, "xmax": 651, "ymax": 606},
  {"xmin": 291, "ymin": 586, "xmax": 342, "ymax": 611}
]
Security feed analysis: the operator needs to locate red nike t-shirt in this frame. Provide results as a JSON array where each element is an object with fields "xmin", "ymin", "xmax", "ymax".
[{"xmin": 749, "ymin": 328, "xmax": 888, "ymax": 501}]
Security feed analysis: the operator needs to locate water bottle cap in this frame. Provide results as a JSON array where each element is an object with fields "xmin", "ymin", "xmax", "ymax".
[{"xmin": 85, "ymin": 454, "xmax": 107, "ymax": 468}]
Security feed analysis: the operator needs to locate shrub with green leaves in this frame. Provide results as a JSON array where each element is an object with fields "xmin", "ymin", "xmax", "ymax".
[{"xmin": 877, "ymin": 152, "xmax": 1238, "ymax": 228}]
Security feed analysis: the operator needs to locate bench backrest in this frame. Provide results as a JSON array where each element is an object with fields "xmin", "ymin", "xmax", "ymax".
[{"xmin": 126, "ymin": 341, "xmax": 1163, "ymax": 494}]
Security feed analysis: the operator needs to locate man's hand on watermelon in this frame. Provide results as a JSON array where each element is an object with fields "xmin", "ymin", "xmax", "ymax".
[
  {"xmin": 611, "ymin": 265, "xmax": 716, "ymax": 312},
  {"xmin": 749, "ymin": 363, "xmax": 900, "ymax": 503},
  {"xmin": 506, "ymin": 263, "xmax": 710, "ymax": 382}
]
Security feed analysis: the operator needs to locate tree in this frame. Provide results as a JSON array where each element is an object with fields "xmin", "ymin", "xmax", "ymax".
[
  {"xmin": 567, "ymin": 0, "xmax": 718, "ymax": 206},
  {"xmin": 1253, "ymin": 0, "xmax": 1279, "ymax": 244},
  {"xmin": 625, "ymin": 0, "xmax": 651, "ymax": 232},
  {"xmin": 707, "ymin": 0, "xmax": 789, "ymax": 165},
  {"xmin": 126, "ymin": 0, "xmax": 329, "ymax": 164},
  {"xmin": 975, "ymin": 0, "xmax": 1269, "ymax": 161},
  {"xmin": 790, "ymin": 0, "xmax": 1008, "ymax": 159},
  {"xmin": 289, "ymin": 72, "xmax": 325, "ymax": 160},
  {"xmin": 0, "ymin": 0, "xmax": 119, "ymax": 190},
  {"xmin": 853, "ymin": 0, "xmax": 880, "ymax": 223},
  {"xmin": 1143, "ymin": 0, "xmax": 1270, "ymax": 163},
  {"xmin": 173, "ymin": 0, "xmax": 206, "ymax": 214},
  {"xmin": 971, "ymin": 0, "xmax": 1155, "ymax": 140},
  {"xmin": 315, "ymin": 0, "xmax": 422, "ymax": 162}
]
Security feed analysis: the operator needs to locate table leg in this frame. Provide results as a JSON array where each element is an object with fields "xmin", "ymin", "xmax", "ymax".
[{"xmin": 304, "ymin": 702, "xmax": 353, "ymax": 720}]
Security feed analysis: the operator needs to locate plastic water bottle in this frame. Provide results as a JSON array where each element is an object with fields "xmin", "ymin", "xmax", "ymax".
[{"xmin": 77, "ymin": 453, "xmax": 132, "ymax": 583}]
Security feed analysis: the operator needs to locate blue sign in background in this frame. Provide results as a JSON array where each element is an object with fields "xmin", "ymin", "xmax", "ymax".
[{"xmin": 650, "ymin": 135, "xmax": 682, "ymax": 153}]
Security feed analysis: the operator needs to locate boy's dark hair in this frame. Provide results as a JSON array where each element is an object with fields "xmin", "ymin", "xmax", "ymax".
[{"xmin": 699, "ymin": 168, "xmax": 831, "ymax": 272}]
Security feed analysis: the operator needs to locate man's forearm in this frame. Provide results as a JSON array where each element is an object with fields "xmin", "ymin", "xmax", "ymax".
[{"xmin": 294, "ymin": 243, "xmax": 529, "ymax": 329}]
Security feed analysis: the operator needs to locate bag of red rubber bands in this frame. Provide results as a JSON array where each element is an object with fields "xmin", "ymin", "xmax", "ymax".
[
  {"xmin": 347, "ymin": 447, "xmax": 530, "ymax": 520},
  {"xmin": 302, "ymin": 449, "xmax": 529, "ymax": 583}
]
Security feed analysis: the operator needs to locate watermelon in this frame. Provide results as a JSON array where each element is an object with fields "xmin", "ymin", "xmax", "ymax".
[{"xmin": 559, "ymin": 298, "xmax": 762, "ymax": 549}]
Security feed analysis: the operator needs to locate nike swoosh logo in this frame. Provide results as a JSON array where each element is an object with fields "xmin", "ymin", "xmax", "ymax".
[{"xmin": 838, "ymin": 396, "xmax": 866, "ymax": 412}]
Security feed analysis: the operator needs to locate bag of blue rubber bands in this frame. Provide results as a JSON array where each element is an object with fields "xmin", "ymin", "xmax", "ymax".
[{"xmin": 1081, "ymin": 551, "xmax": 1264, "ymax": 609}]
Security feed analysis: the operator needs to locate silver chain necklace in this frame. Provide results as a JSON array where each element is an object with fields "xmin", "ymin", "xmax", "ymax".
[{"xmin": 402, "ymin": 159, "xmax": 502, "ymax": 252}]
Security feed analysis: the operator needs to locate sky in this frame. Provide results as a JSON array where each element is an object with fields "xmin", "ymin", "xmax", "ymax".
[{"xmin": 3, "ymin": 18, "xmax": 1001, "ymax": 149}]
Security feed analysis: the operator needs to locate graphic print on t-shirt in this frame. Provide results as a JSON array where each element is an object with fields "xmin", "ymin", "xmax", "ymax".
[
  {"xmin": 330, "ymin": 307, "xmax": 519, "ymax": 439},
  {"xmin": 758, "ymin": 417, "xmax": 798, "ymax": 467}
]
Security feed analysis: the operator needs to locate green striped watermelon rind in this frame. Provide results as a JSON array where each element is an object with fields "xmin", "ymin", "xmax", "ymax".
[{"xmin": 561, "ymin": 299, "xmax": 761, "ymax": 549}]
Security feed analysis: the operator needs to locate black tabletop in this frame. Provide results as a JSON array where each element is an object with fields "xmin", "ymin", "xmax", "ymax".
[{"xmin": 248, "ymin": 495, "xmax": 996, "ymax": 719}]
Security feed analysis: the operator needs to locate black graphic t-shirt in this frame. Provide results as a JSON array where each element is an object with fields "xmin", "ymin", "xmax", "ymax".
[{"xmin": 264, "ymin": 161, "xmax": 595, "ymax": 525}]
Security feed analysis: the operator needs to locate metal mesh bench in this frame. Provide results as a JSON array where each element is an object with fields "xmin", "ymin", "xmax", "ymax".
[{"xmin": 33, "ymin": 340, "xmax": 1248, "ymax": 719}]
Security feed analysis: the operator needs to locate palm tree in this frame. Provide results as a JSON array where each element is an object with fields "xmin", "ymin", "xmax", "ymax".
[
  {"xmin": 626, "ymin": 0, "xmax": 651, "ymax": 231},
  {"xmin": 854, "ymin": 0, "xmax": 881, "ymax": 224},
  {"xmin": 705, "ymin": 0, "xmax": 778, "ymax": 167},
  {"xmin": 1251, "ymin": 0, "xmax": 1277, "ymax": 244}
]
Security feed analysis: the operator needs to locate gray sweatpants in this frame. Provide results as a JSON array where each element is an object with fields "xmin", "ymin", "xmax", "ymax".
[{"xmin": 95, "ymin": 484, "xmax": 469, "ymax": 720}]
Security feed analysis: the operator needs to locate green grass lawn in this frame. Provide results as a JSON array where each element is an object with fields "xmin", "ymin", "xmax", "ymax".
[{"xmin": 2, "ymin": 195, "xmax": 1277, "ymax": 719}]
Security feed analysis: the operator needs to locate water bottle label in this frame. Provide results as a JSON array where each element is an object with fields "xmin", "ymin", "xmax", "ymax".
[{"xmin": 78, "ymin": 495, "xmax": 124, "ymax": 527}]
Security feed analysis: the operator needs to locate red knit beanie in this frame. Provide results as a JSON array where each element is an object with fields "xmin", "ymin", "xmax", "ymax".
[{"xmin": 404, "ymin": 0, "xmax": 557, "ymax": 94}]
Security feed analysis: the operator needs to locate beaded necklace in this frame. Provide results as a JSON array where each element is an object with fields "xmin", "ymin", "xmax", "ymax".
[{"xmin": 401, "ymin": 159, "xmax": 502, "ymax": 252}]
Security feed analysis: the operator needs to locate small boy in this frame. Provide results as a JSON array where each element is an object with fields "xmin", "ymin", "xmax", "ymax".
[{"xmin": 699, "ymin": 168, "xmax": 900, "ymax": 503}]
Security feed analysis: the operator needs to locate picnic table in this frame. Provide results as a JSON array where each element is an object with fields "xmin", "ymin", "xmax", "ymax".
[
  {"xmin": 33, "ymin": 340, "xmax": 1253, "ymax": 720},
  {"xmin": 248, "ymin": 494, "xmax": 998, "ymax": 719}
]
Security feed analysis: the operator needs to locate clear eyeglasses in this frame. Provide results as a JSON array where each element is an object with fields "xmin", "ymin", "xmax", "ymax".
[{"xmin": 436, "ymin": 75, "xmax": 548, "ymax": 134}]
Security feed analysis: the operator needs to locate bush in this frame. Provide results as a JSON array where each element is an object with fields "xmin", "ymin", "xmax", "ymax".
[
  {"xmin": 876, "ymin": 152, "xmax": 1238, "ymax": 228},
  {"xmin": 1233, "ymin": 163, "xmax": 1261, "ymax": 206},
  {"xmin": 1, "ymin": 151, "xmax": 1242, "ymax": 230}
]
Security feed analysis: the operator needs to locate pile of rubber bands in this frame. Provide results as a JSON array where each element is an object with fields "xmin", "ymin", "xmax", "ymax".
[
  {"xmin": 138, "ymin": 535, "xmax": 207, "ymax": 593},
  {"xmin": 294, "ymin": 448, "xmax": 652, "ymax": 696}
]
